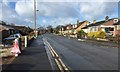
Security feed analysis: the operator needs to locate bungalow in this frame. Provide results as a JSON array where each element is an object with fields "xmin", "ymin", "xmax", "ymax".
[
  {"xmin": 82, "ymin": 20, "xmax": 107, "ymax": 33},
  {"xmin": 82, "ymin": 17, "xmax": 119, "ymax": 36}
]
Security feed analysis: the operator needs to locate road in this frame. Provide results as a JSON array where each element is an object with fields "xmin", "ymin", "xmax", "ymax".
[{"xmin": 43, "ymin": 33, "xmax": 118, "ymax": 70}]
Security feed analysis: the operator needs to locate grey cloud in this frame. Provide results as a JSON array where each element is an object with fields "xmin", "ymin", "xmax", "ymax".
[
  {"xmin": 37, "ymin": 2, "xmax": 79, "ymax": 18},
  {"xmin": 1, "ymin": 2, "xmax": 34, "ymax": 27},
  {"xmin": 79, "ymin": 2, "xmax": 118, "ymax": 20}
]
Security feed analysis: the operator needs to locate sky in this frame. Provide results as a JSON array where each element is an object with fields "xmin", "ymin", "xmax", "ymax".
[{"xmin": 0, "ymin": 0, "xmax": 119, "ymax": 28}]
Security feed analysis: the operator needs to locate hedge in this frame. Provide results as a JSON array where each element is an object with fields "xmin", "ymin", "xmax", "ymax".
[{"xmin": 88, "ymin": 31, "xmax": 106, "ymax": 38}]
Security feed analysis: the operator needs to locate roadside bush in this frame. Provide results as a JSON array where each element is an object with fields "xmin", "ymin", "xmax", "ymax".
[
  {"xmin": 77, "ymin": 30, "xmax": 86, "ymax": 38},
  {"xmin": 87, "ymin": 32, "xmax": 95, "ymax": 38},
  {"xmin": 88, "ymin": 31, "xmax": 106, "ymax": 38},
  {"xmin": 55, "ymin": 31, "xmax": 59, "ymax": 34},
  {"xmin": 95, "ymin": 31, "xmax": 106, "ymax": 38}
]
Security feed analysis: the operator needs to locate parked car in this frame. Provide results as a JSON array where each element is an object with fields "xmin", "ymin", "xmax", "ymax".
[{"xmin": 3, "ymin": 33, "xmax": 22, "ymax": 45}]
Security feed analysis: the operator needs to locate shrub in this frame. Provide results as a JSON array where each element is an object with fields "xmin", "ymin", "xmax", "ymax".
[
  {"xmin": 88, "ymin": 32, "xmax": 95, "ymax": 38},
  {"xmin": 96, "ymin": 31, "xmax": 106, "ymax": 38},
  {"xmin": 77, "ymin": 30, "xmax": 86, "ymax": 38},
  {"xmin": 88, "ymin": 31, "xmax": 106, "ymax": 38}
]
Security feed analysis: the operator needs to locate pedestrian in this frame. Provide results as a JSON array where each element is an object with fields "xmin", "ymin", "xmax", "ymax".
[{"xmin": 11, "ymin": 35, "xmax": 21, "ymax": 57}]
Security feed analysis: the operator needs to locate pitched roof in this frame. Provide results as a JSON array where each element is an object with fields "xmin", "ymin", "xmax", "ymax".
[
  {"xmin": 82, "ymin": 19, "xmax": 114, "ymax": 29},
  {"xmin": 75, "ymin": 21, "xmax": 86, "ymax": 29},
  {"xmin": 77, "ymin": 21, "xmax": 86, "ymax": 26},
  {"xmin": 0, "ymin": 24, "xmax": 15, "ymax": 30}
]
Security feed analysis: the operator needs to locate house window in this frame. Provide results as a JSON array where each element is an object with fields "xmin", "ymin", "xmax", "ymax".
[
  {"xmin": 94, "ymin": 27, "xmax": 98, "ymax": 32},
  {"xmin": 109, "ymin": 27, "xmax": 114, "ymax": 31},
  {"xmin": 105, "ymin": 27, "xmax": 114, "ymax": 32},
  {"xmin": 117, "ymin": 25, "xmax": 120, "ymax": 30},
  {"xmin": 90, "ymin": 28, "xmax": 92, "ymax": 32},
  {"xmin": 105, "ymin": 28, "xmax": 109, "ymax": 32}
]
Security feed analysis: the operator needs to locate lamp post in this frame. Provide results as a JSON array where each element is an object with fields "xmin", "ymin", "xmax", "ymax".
[{"xmin": 34, "ymin": 0, "xmax": 37, "ymax": 38}]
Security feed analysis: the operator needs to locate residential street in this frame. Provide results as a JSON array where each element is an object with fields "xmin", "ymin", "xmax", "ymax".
[
  {"xmin": 1, "ymin": 1, "xmax": 120, "ymax": 72},
  {"xmin": 43, "ymin": 33, "xmax": 118, "ymax": 70}
]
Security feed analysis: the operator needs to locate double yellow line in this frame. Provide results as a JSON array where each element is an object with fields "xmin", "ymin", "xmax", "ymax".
[{"xmin": 43, "ymin": 38, "xmax": 69, "ymax": 72}]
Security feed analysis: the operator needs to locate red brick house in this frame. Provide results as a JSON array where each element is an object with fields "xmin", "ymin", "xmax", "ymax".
[
  {"xmin": 113, "ymin": 20, "xmax": 120, "ymax": 35},
  {"xmin": 82, "ymin": 18, "xmax": 119, "ymax": 36}
]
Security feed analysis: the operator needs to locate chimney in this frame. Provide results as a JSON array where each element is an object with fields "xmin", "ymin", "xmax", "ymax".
[
  {"xmin": 93, "ymin": 20, "xmax": 96, "ymax": 24},
  {"xmin": 105, "ymin": 16, "xmax": 109, "ymax": 21},
  {"xmin": 77, "ymin": 20, "xmax": 79, "ymax": 25}
]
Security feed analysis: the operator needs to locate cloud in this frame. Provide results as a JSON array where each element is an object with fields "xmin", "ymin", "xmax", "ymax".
[
  {"xmin": 15, "ymin": 0, "xmax": 34, "ymax": 18},
  {"xmin": 79, "ymin": 2, "xmax": 118, "ymax": 20},
  {"xmin": 0, "ymin": 2, "xmax": 2, "ymax": 20},
  {"xmin": 37, "ymin": 2, "xmax": 79, "ymax": 18},
  {"xmin": 14, "ymin": 1, "xmax": 79, "ymax": 27},
  {"xmin": 0, "ymin": 0, "xmax": 119, "ymax": 28},
  {"xmin": 50, "ymin": 17, "xmax": 77, "ymax": 27},
  {"xmin": 15, "ymin": 1, "xmax": 79, "ymax": 17},
  {"xmin": 1, "ymin": 2, "xmax": 34, "ymax": 27},
  {"xmin": 42, "ymin": 19, "xmax": 46, "ymax": 23},
  {"xmin": 2, "ymin": 2, "xmax": 17, "ymax": 22},
  {"xmin": 1, "ymin": 0, "xmax": 120, "ymax": 2}
]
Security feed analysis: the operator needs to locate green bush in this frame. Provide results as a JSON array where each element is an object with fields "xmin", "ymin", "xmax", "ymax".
[
  {"xmin": 77, "ymin": 30, "xmax": 86, "ymax": 38},
  {"xmin": 88, "ymin": 32, "xmax": 95, "ymax": 38},
  {"xmin": 95, "ymin": 31, "xmax": 106, "ymax": 38},
  {"xmin": 88, "ymin": 31, "xmax": 106, "ymax": 38}
]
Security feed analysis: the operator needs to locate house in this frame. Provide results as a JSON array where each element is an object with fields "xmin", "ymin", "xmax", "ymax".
[
  {"xmin": 63, "ymin": 24, "xmax": 73, "ymax": 36},
  {"xmin": 82, "ymin": 17, "xmax": 119, "ymax": 36},
  {"xmin": 57, "ymin": 25, "xmax": 64, "ymax": 35},
  {"xmin": 71, "ymin": 24, "xmax": 78, "ymax": 34},
  {"xmin": 82, "ymin": 20, "xmax": 107, "ymax": 33},
  {"xmin": 113, "ymin": 20, "xmax": 120, "ymax": 35},
  {"xmin": 7, "ymin": 25, "xmax": 33, "ymax": 35},
  {"xmin": 59, "ymin": 20, "xmax": 90, "ymax": 38},
  {"xmin": 75, "ymin": 20, "xmax": 90, "ymax": 33},
  {"xmin": 0, "ymin": 24, "xmax": 16, "ymax": 39},
  {"xmin": 59, "ymin": 20, "xmax": 89, "ymax": 38}
]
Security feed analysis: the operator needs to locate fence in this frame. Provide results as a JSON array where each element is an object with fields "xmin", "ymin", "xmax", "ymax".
[{"xmin": 106, "ymin": 36, "xmax": 120, "ymax": 43}]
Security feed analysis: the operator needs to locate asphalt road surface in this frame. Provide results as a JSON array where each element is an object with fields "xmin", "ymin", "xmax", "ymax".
[{"xmin": 43, "ymin": 33, "xmax": 118, "ymax": 70}]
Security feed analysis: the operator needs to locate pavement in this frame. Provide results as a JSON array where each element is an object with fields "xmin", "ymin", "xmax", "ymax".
[
  {"xmin": 2, "ymin": 36, "xmax": 52, "ymax": 71},
  {"xmin": 43, "ymin": 33, "xmax": 118, "ymax": 70}
]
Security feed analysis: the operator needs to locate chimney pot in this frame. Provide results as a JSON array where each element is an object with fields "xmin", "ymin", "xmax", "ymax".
[{"xmin": 93, "ymin": 20, "xmax": 96, "ymax": 24}]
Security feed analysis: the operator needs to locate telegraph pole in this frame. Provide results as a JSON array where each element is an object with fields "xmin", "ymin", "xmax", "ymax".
[{"xmin": 34, "ymin": 0, "xmax": 37, "ymax": 38}]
